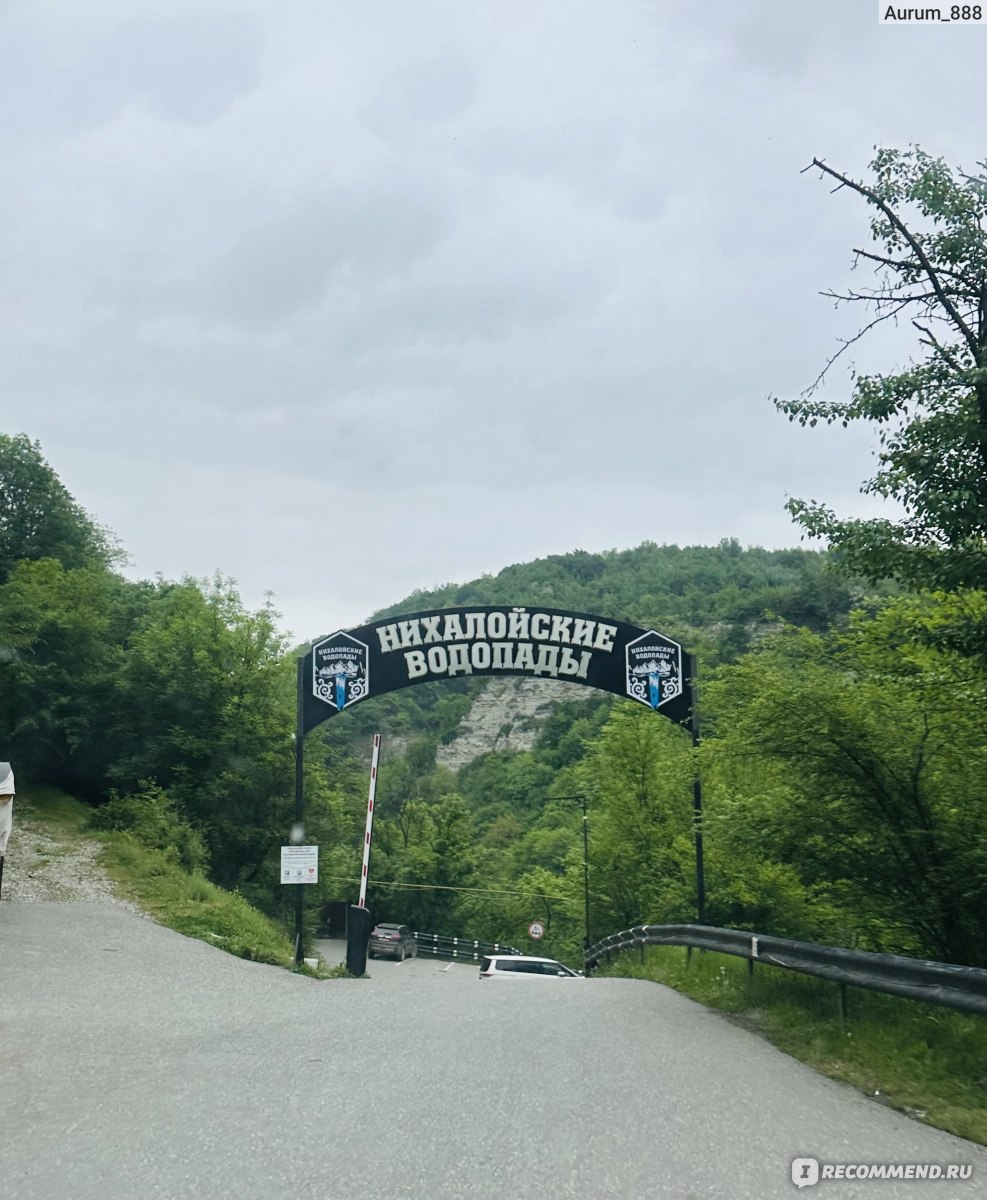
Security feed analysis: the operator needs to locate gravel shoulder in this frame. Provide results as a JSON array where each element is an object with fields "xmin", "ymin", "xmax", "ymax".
[{"xmin": 2, "ymin": 801, "xmax": 141, "ymax": 912}]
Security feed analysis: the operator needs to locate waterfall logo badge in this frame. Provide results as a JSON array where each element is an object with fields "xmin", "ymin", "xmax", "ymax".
[{"xmin": 313, "ymin": 631, "xmax": 370, "ymax": 711}]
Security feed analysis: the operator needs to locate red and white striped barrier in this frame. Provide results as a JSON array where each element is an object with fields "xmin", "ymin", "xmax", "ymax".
[{"xmin": 357, "ymin": 734, "xmax": 381, "ymax": 908}]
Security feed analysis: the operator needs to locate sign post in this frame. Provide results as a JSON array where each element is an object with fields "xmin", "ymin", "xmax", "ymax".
[
  {"xmin": 291, "ymin": 656, "xmax": 306, "ymax": 969},
  {"xmin": 282, "ymin": 843, "xmax": 319, "ymax": 971}
]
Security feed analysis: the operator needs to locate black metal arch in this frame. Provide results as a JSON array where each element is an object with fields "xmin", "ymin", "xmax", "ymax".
[
  {"xmin": 290, "ymin": 606, "xmax": 704, "ymax": 969},
  {"xmin": 299, "ymin": 605, "xmax": 694, "ymax": 734}
]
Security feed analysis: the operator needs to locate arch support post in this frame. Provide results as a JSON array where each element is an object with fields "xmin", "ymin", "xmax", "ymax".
[{"xmin": 293, "ymin": 654, "xmax": 305, "ymax": 970}]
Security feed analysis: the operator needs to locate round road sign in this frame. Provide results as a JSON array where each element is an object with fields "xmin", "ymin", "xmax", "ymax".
[{"xmin": 528, "ymin": 921, "xmax": 545, "ymax": 940}]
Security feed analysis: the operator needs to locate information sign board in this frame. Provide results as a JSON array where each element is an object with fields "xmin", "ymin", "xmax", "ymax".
[{"xmin": 281, "ymin": 845, "xmax": 319, "ymax": 884}]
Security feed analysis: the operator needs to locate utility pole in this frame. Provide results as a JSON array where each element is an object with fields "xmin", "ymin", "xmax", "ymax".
[
  {"xmin": 581, "ymin": 794, "xmax": 591, "ymax": 952},
  {"xmin": 551, "ymin": 794, "xmax": 591, "ymax": 953},
  {"xmin": 689, "ymin": 654, "xmax": 706, "ymax": 926}
]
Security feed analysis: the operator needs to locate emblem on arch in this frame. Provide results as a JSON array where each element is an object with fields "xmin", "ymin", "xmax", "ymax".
[
  {"xmin": 312, "ymin": 631, "xmax": 370, "ymax": 711},
  {"xmin": 625, "ymin": 630, "xmax": 684, "ymax": 711}
]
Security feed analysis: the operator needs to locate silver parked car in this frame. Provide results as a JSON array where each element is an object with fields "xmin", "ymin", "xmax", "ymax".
[{"xmin": 479, "ymin": 954, "xmax": 581, "ymax": 979}]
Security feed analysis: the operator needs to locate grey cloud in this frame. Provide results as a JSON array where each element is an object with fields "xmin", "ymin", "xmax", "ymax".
[
  {"xmin": 0, "ymin": 6, "xmax": 261, "ymax": 148},
  {"xmin": 97, "ymin": 12, "xmax": 262, "ymax": 125},
  {"xmin": 361, "ymin": 53, "xmax": 477, "ymax": 140},
  {"xmin": 173, "ymin": 184, "xmax": 453, "ymax": 329},
  {"xmin": 1, "ymin": 1, "xmax": 983, "ymax": 639}
]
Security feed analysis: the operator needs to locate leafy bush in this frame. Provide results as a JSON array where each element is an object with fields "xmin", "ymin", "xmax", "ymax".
[{"xmin": 90, "ymin": 781, "xmax": 209, "ymax": 874}]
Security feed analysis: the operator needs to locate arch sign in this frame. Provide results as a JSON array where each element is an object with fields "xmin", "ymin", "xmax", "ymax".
[
  {"xmin": 291, "ymin": 606, "xmax": 703, "ymax": 968},
  {"xmin": 300, "ymin": 605, "xmax": 694, "ymax": 734}
]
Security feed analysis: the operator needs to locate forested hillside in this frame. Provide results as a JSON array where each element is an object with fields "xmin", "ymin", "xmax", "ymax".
[
  {"xmin": 322, "ymin": 537, "xmax": 862, "ymax": 758},
  {"xmin": 2, "ymin": 432, "xmax": 985, "ymax": 969}
]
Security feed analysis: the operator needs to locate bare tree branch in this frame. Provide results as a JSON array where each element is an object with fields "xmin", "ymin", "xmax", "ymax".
[
  {"xmin": 808, "ymin": 158, "xmax": 979, "ymax": 359},
  {"xmin": 821, "ymin": 288, "xmax": 942, "ymax": 305},
  {"xmin": 802, "ymin": 301, "xmax": 910, "ymax": 396},
  {"xmin": 912, "ymin": 320, "xmax": 966, "ymax": 374},
  {"xmin": 958, "ymin": 165, "xmax": 987, "ymax": 195},
  {"xmin": 852, "ymin": 246, "xmax": 972, "ymax": 286}
]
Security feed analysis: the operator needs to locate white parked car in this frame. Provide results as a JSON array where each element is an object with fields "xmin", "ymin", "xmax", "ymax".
[{"xmin": 479, "ymin": 954, "xmax": 582, "ymax": 979}]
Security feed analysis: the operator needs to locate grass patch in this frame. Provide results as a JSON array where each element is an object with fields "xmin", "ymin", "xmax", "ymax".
[
  {"xmin": 97, "ymin": 832, "xmax": 295, "ymax": 968},
  {"xmin": 599, "ymin": 946, "xmax": 986, "ymax": 1145},
  {"xmin": 321, "ymin": 961, "xmax": 358, "ymax": 979},
  {"xmin": 14, "ymin": 785, "xmax": 301, "ymax": 972},
  {"xmin": 14, "ymin": 785, "xmax": 93, "ymax": 837}
]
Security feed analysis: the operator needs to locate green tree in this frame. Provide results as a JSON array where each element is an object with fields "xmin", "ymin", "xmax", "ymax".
[
  {"xmin": 576, "ymin": 705, "xmax": 694, "ymax": 933},
  {"xmin": 776, "ymin": 148, "xmax": 987, "ymax": 598},
  {"xmin": 112, "ymin": 576, "xmax": 297, "ymax": 888},
  {"xmin": 0, "ymin": 558, "xmax": 150, "ymax": 796},
  {"xmin": 0, "ymin": 433, "xmax": 116, "ymax": 583},
  {"xmin": 702, "ymin": 611, "xmax": 987, "ymax": 964},
  {"xmin": 369, "ymin": 790, "xmax": 478, "ymax": 932}
]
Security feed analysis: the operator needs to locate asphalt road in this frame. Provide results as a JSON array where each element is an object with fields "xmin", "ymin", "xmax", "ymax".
[{"xmin": 1, "ymin": 903, "xmax": 984, "ymax": 1200}]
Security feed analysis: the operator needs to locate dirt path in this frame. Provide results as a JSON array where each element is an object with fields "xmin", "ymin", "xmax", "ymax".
[{"xmin": 2, "ymin": 805, "xmax": 140, "ymax": 910}]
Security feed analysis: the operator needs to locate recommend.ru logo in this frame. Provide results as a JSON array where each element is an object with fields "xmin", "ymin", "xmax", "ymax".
[{"xmin": 791, "ymin": 1156, "xmax": 973, "ymax": 1186}]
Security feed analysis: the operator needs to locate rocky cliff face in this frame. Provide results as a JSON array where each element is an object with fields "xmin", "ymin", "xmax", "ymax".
[{"xmin": 435, "ymin": 677, "xmax": 589, "ymax": 772}]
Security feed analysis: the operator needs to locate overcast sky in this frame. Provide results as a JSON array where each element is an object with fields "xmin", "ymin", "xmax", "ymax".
[{"xmin": 2, "ymin": 1, "xmax": 984, "ymax": 640}]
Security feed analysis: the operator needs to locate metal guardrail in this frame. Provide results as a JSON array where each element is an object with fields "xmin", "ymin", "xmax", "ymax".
[
  {"xmin": 585, "ymin": 924, "xmax": 987, "ymax": 1017},
  {"xmin": 413, "ymin": 932, "xmax": 521, "ymax": 962}
]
